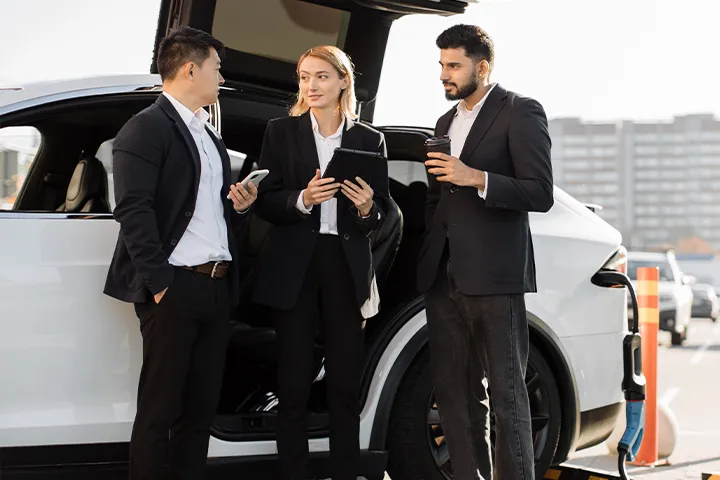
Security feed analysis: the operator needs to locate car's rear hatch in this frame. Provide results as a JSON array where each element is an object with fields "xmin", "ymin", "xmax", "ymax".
[{"xmin": 151, "ymin": 0, "xmax": 477, "ymax": 121}]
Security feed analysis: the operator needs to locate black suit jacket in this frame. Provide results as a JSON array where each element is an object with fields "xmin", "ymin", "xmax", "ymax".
[
  {"xmin": 104, "ymin": 95, "xmax": 244, "ymax": 305},
  {"xmin": 417, "ymin": 84, "xmax": 554, "ymax": 295},
  {"xmin": 252, "ymin": 113, "xmax": 389, "ymax": 310}
]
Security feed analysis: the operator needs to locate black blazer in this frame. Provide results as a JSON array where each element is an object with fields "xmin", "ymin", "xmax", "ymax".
[
  {"xmin": 104, "ymin": 95, "xmax": 244, "ymax": 305},
  {"xmin": 417, "ymin": 84, "xmax": 554, "ymax": 295},
  {"xmin": 252, "ymin": 113, "xmax": 389, "ymax": 310}
]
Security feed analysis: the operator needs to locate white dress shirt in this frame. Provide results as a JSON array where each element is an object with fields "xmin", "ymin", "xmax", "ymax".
[
  {"xmin": 162, "ymin": 92, "xmax": 231, "ymax": 266},
  {"xmin": 447, "ymin": 83, "xmax": 497, "ymax": 198},
  {"xmin": 295, "ymin": 111, "xmax": 350, "ymax": 235}
]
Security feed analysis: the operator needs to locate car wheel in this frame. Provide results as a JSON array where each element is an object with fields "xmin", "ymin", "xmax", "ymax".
[
  {"xmin": 671, "ymin": 329, "xmax": 685, "ymax": 346},
  {"xmin": 386, "ymin": 344, "xmax": 562, "ymax": 480}
]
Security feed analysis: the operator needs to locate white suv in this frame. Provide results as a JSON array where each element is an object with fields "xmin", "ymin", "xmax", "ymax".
[
  {"xmin": 0, "ymin": 1, "xmax": 629, "ymax": 478},
  {"xmin": 627, "ymin": 250, "xmax": 693, "ymax": 345}
]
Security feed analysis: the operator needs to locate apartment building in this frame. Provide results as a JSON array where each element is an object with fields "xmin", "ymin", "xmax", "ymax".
[{"xmin": 550, "ymin": 114, "xmax": 720, "ymax": 250}]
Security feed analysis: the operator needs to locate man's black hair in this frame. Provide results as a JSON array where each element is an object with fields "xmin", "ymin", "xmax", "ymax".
[
  {"xmin": 157, "ymin": 26, "xmax": 225, "ymax": 81},
  {"xmin": 436, "ymin": 24, "xmax": 495, "ymax": 65}
]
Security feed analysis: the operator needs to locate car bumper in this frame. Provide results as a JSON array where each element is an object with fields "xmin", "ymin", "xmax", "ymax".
[{"xmin": 692, "ymin": 299, "xmax": 719, "ymax": 318}]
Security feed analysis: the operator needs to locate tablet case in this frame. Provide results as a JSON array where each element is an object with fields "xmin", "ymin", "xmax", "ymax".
[{"xmin": 323, "ymin": 147, "xmax": 387, "ymax": 198}]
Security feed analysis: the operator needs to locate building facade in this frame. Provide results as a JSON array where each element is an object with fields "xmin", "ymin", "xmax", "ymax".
[{"xmin": 550, "ymin": 114, "xmax": 720, "ymax": 250}]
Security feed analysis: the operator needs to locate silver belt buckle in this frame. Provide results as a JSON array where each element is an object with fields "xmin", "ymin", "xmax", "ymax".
[{"xmin": 211, "ymin": 262, "xmax": 220, "ymax": 279}]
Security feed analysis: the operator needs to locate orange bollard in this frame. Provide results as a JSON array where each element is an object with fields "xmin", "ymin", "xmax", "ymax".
[{"xmin": 631, "ymin": 266, "xmax": 659, "ymax": 466}]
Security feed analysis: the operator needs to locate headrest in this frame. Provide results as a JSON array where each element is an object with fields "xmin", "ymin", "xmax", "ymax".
[{"xmin": 64, "ymin": 156, "xmax": 106, "ymax": 212}]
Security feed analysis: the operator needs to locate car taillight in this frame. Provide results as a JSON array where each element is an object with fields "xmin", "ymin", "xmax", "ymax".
[{"xmin": 602, "ymin": 245, "xmax": 627, "ymax": 275}]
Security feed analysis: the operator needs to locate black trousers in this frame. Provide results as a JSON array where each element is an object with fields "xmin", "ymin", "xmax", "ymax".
[
  {"xmin": 274, "ymin": 235, "xmax": 365, "ymax": 480},
  {"xmin": 130, "ymin": 266, "xmax": 231, "ymax": 480},
  {"xmin": 425, "ymin": 249, "xmax": 535, "ymax": 480}
]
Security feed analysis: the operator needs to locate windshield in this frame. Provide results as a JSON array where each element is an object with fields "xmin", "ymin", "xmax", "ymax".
[{"xmin": 627, "ymin": 259, "xmax": 675, "ymax": 282}]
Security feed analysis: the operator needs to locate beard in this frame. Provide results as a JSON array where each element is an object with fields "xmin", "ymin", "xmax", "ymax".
[{"xmin": 444, "ymin": 73, "xmax": 479, "ymax": 101}]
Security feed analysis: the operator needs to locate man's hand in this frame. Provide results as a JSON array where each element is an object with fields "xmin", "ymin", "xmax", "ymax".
[
  {"xmin": 425, "ymin": 152, "xmax": 485, "ymax": 189},
  {"xmin": 229, "ymin": 181, "xmax": 258, "ymax": 212},
  {"xmin": 154, "ymin": 287, "xmax": 168, "ymax": 304},
  {"xmin": 341, "ymin": 176, "xmax": 374, "ymax": 217},
  {"xmin": 303, "ymin": 169, "xmax": 341, "ymax": 208}
]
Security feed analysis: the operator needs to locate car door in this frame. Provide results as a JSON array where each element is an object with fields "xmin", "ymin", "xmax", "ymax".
[
  {"xmin": 0, "ymin": 89, "xmax": 176, "ymax": 447},
  {"xmin": 152, "ymin": 0, "xmax": 477, "ymax": 123}
]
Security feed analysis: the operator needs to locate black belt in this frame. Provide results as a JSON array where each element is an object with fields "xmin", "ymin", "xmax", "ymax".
[{"xmin": 180, "ymin": 261, "xmax": 230, "ymax": 279}]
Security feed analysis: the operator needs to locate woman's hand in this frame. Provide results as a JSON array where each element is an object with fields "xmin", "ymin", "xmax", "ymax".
[
  {"xmin": 341, "ymin": 176, "xmax": 374, "ymax": 217},
  {"xmin": 303, "ymin": 169, "xmax": 341, "ymax": 208}
]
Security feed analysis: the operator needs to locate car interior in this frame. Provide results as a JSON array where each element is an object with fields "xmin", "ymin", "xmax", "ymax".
[{"xmin": 0, "ymin": 90, "xmax": 432, "ymax": 439}]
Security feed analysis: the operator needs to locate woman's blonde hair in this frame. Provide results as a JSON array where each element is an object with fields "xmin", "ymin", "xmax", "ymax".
[{"xmin": 289, "ymin": 46, "xmax": 358, "ymax": 119}]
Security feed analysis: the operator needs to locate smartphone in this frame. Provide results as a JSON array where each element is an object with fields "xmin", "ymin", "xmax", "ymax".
[
  {"xmin": 227, "ymin": 169, "xmax": 269, "ymax": 199},
  {"xmin": 239, "ymin": 169, "xmax": 269, "ymax": 188}
]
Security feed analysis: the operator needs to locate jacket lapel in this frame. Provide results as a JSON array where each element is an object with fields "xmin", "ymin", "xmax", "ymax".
[
  {"xmin": 156, "ymin": 95, "xmax": 201, "ymax": 185},
  {"xmin": 436, "ymin": 106, "xmax": 456, "ymax": 137},
  {"xmin": 205, "ymin": 126, "xmax": 232, "ymax": 197},
  {"xmin": 295, "ymin": 112, "xmax": 321, "ymax": 178},
  {"xmin": 459, "ymin": 84, "xmax": 508, "ymax": 162},
  {"xmin": 340, "ymin": 117, "xmax": 362, "ymax": 150}
]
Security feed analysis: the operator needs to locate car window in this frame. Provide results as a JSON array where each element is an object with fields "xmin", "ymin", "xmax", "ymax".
[
  {"xmin": 212, "ymin": 0, "xmax": 350, "ymax": 65},
  {"xmin": 627, "ymin": 259, "xmax": 675, "ymax": 282},
  {"xmin": 0, "ymin": 126, "xmax": 41, "ymax": 210},
  {"xmin": 96, "ymin": 139, "xmax": 254, "ymax": 211}
]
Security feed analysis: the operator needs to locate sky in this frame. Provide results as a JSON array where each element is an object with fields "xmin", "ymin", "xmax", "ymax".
[{"xmin": 0, "ymin": 0, "xmax": 717, "ymax": 128}]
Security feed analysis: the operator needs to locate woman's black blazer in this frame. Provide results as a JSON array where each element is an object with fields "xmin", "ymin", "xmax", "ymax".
[{"xmin": 252, "ymin": 112, "xmax": 389, "ymax": 310}]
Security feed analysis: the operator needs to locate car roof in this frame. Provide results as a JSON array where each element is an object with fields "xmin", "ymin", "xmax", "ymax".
[
  {"xmin": 0, "ymin": 74, "xmax": 161, "ymax": 115},
  {"xmin": 627, "ymin": 251, "xmax": 670, "ymax": 261}
]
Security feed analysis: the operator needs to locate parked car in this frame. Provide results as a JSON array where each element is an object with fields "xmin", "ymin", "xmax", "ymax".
[
  {"xmin": 0, "ymin": 1, "xmax": 629, "ymax": 478},
  {"xmin": 691, "ymin": 283, "xmax": 719, "ymax": 321},
  {"xmin": 627, "ymin": 250, "xmax": 694, "ymax": 345}
]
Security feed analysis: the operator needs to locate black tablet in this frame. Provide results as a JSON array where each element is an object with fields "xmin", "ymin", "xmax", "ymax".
[{"xmin": 323, "ymin": 148, "xmax": 387, "ymax": 193}]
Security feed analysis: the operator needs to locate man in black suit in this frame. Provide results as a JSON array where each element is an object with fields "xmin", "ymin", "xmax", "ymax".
[
  {"xmin": 104, "ymin": 27, "xmax": 257, "ymax": 479},
  {"xmin": 418, "ymin": 25, "xmax": 554, "ymax": 480}
]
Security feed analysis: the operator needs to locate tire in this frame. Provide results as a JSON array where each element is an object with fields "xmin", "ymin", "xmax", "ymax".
[
  {"xmin": 671, "ymin": 329, "xmax": 685, "ymax": 346},
  {"xmin": 386, "ymin": 344, "xmax": 562, "ymax": 480}
]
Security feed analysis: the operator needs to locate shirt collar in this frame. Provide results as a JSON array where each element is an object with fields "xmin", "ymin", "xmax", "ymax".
[
  {"xmin": 163, "ymin": 91, "xmax": 210, "ymax": 131},
  {"xmin": 309, "ymin": 110, "xmax": 347, "ymax": 138},
  {"xmin": 456, "ymin": 82, "xmax": 497, "ymax": 117}
]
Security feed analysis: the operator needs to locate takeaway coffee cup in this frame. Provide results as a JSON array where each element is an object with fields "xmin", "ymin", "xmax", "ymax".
[
  {"xmin": 424, "ymin": 135, "xmax": 451, "ymax": 156},
  {"xmin": 424, "ymin": 136, "xmax": 451, "ymax": 177}
]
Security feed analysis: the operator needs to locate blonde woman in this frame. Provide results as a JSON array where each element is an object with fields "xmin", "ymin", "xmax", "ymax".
[{"xmin": 253, "ymin": 46, "xmax": 389, "ymax": 480}]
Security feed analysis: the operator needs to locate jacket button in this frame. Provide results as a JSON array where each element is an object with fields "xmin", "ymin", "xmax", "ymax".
[
  {"xmin": 450, "ymin": 186, "xmax": 459, "ymax": 194},
  {"xmin": 343, "ymin": 233, "xmax": 350, "ymax": 240},
  {"xmin": 185, "ymin": 211, "xmax": 192, "ymax": 217},
  {"xmin": 170, "ymin": 239, "xmax": 178, "ymax": 246}
]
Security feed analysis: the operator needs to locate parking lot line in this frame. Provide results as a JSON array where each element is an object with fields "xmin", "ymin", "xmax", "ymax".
[
  {"xmin": 659, "ymin": 386, "xmax": 679, "ymax": 406},
  {"xmin": 691, "ymin": 324, "xmax": 720, "ymax": 365}
]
